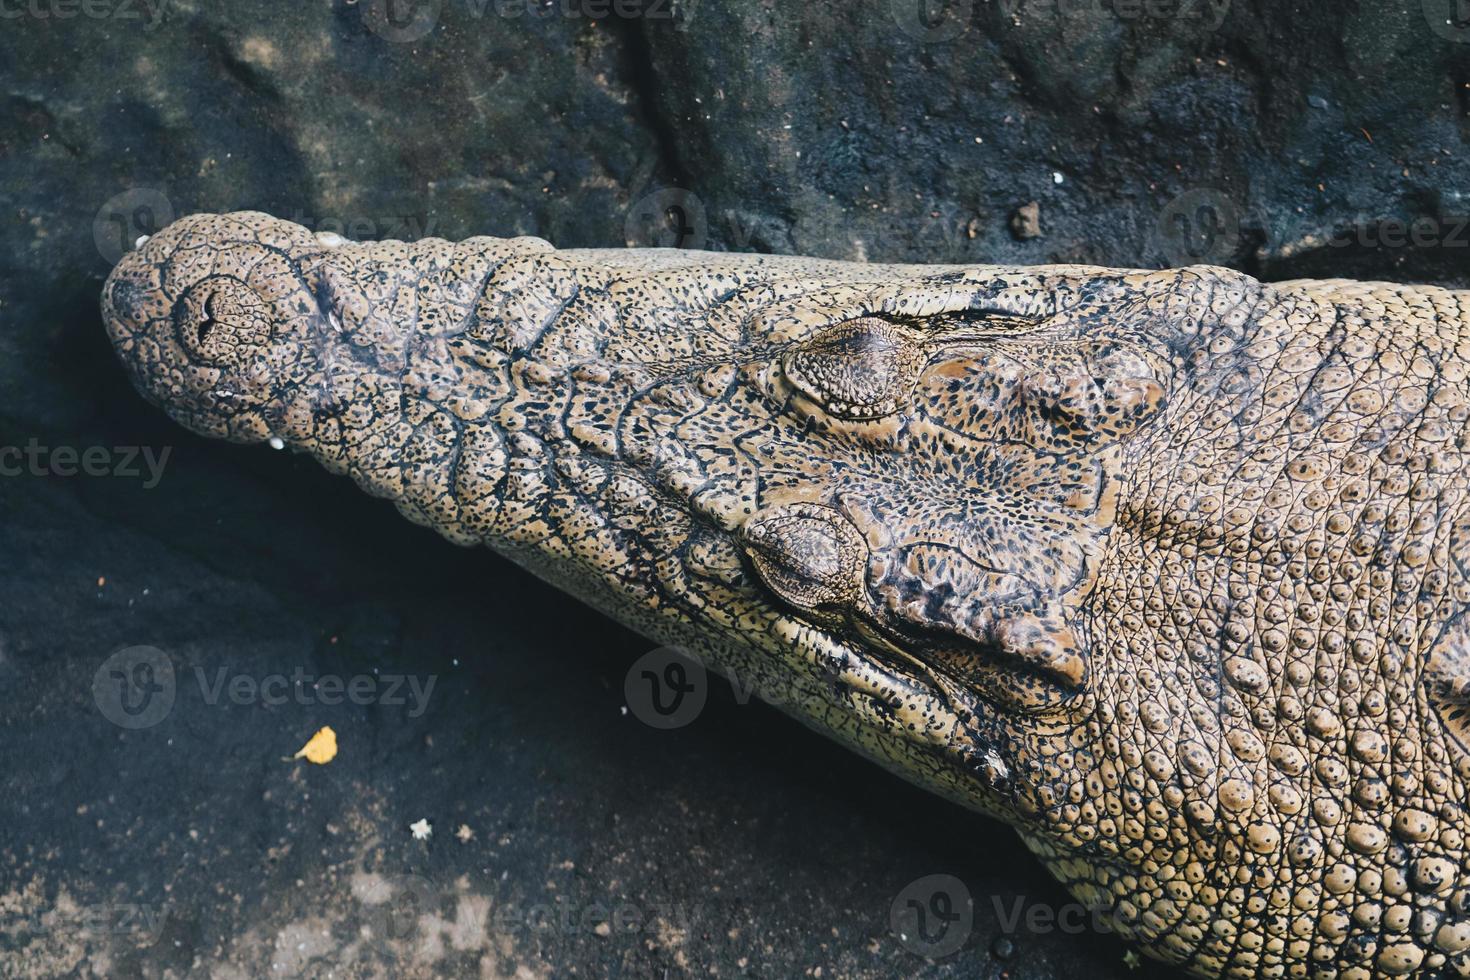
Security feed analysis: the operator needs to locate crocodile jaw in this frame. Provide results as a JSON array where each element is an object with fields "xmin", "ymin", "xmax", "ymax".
[{"xmin": 100, "ymin": 211, "xmax": 1139, "ymax": 817}]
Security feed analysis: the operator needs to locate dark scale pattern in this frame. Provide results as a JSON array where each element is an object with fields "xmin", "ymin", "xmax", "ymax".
[{"xmin": 102, "ymin": 212, "xmax": 1470, "ymax": 980}]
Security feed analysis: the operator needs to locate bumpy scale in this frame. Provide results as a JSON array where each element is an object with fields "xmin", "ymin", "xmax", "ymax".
[{"xmin": 102, "ymin": 212, "xmax": 1470, "ymax": 979}]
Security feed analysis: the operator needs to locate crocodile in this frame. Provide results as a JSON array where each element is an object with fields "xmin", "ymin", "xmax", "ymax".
[{"xmin": 101, "ymin": 211, "xmax": 1470, "ymax": 980}]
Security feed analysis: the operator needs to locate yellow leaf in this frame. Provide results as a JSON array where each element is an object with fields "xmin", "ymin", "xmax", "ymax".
[{"xmin": 293, "ymin": 726, "xmax": 338, "ymax": 764}]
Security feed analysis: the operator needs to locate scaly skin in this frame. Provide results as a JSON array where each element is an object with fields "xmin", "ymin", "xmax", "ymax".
[{"xmin": 101, "ymin": 212, "xmax": 1470, "ymax": 979}]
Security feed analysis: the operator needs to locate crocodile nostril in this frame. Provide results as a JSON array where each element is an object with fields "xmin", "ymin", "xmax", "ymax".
[
  {"xmin": 196, "ymin": 292, "xmax": 219, "ymax": 346},
  {"xmin": 176, "ymin": 276, "xmax": 272, "ymax": 365}
]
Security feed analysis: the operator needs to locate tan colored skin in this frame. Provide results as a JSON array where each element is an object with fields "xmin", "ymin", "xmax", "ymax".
[{"xmin": 102, "ymin": 212, "xmax": 1470, "ymax": 980}]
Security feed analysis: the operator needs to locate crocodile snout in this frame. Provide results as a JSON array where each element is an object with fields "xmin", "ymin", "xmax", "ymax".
[{"xmin": 100, "ymin": 212, "xmax": 326, "ymax": 441}]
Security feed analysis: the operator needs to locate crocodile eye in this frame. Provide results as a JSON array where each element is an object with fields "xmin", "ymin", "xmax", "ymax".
[
  {"xmin": 176, "ymin": 276, "xmax": 272, "ymax": 365},
  {"xmin": 739, "ymin": 503, "xmax": 867, "ymax": 614},
  {"xmin": 782, "ymin": 318, "xmax": 924, "ymax": 420}
]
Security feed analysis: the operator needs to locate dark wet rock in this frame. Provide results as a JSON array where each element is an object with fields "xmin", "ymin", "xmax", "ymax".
[{"xmin": 1011, "ymin": 201, "xmax": 1043, "ymax": 240}]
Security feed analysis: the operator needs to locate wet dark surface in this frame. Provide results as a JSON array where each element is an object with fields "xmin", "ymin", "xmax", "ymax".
[{"xmin": 2, "ymin": 2, "xmax": 1468, "ymax": 976}]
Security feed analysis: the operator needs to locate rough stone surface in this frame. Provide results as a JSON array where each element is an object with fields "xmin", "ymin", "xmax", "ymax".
[{"xmin": 3, "ymin": 1, "xmax": 1469, "ymax": 976}]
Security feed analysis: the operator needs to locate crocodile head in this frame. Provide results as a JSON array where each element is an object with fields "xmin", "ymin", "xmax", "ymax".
[
  {"xmin": 99, "ymin": 211, "xmax": 1185, "ymax": 811},
  {"xmin": 104, "ymin": 212, "xmax": 1470, "ymax": 978}
]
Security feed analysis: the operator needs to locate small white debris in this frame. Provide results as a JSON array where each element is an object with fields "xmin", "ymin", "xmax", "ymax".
[
  {"xmin": 315, "ymin": 231, "xmax": 346, "ymax": 248},
  {"xmin": 455, "ymin": 824, "xmax": 475, "ymax": 843},
  {"xmin": 1051, "ymin": 171, "xmax": 1064, "ymax": 185},
  {"xmin": 268, "ymin": 436, "xmax": 286, "ymax": 450},
  {"xmin": 410, "ymin": 818, "xmax": 433, "ymax": 841},
  {"xmin": 134, "ymin": 235, "xmax": 150, "ymax": 249}
]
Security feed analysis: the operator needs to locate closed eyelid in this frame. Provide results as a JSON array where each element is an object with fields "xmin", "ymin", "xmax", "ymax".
[{"xmin": 781, "ymin": 317, "xmax": 926, "ymax": 421}]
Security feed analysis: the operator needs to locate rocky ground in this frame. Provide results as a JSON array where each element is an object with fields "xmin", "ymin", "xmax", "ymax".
[{"xmin": 2, "ymin": 1, "xmax": 1468, "ymax": 976}]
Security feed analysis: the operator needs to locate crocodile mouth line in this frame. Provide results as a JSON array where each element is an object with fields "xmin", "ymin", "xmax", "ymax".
[
  {"xmin": 853, "ymin": 608, "xmax": 1084, "ymax": 710},
  {"xmin": 787, "ymin": 615, "xmax": 1018, "ymax": 792}
]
